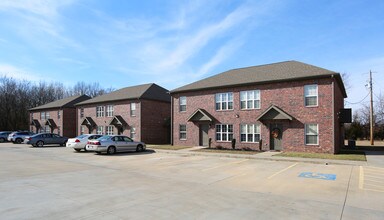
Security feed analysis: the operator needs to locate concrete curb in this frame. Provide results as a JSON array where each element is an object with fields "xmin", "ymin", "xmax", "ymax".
[{"xmin": 148, "ymin": 148, "xmax": 368, "ymax": 166}]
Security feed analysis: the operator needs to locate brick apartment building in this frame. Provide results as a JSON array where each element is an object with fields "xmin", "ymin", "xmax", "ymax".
[
  {"xmin": 29, "ymin": 95, "xmax": 91, "ymax": 137},
  {"xmin": 75, "ymin": 83, "xmax": 171, "ymax": 144},
  {"xmin": 171, "ymin": 61, "xmax": 349, "ymax": 154}
]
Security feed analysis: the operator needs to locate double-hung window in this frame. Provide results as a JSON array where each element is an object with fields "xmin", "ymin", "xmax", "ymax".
[
  {"xmin": 130, "ymin": 103, "xmax": 136, "ymax": 116},
  {"xmin": 106, "ymin": 105, "xmax": 114, "ymax": 117},
  {"xmin": 240, "ymin": 90, "xmax": 260, "ymax": 109},
  {"xmin": 40, "ymin": 112, "xmax": 45, "ymax": 120},
  {"xmin": 179, "ymin": 124, "xmax": 187, "ymax": 140},
  {"xmin": 215, "ymin": 93, "xmax": 233, "ymax": 111},
  {"xmin": 305, "ymin": 124, "xmax": 319, "ymax": 145},
  {"xmin": 130, "ymin": 126, "xmax": 136, "ymax": 139},
  {"xmin": 216, "ymin": 124, "xmax": 233, "ymax": 141},
  {"xmin": 57, "ymin": 111, "xmax": 61, "ymax": 120},
  {"xmin": 240, "ymin": 124, "xmax": 261, "ymax": 142},
  {"xmin": 106, "ymin": 126, "xmax": 114, "ymax": 135},
  {"xmin": 80, "ymin": 126, "xmax": 85, "ymax": 135},
  {"xmin": 96, "ymin": 106, "xmax": 105, "ymax": 117},
  {"xmin": 80, "ymin": 108, "xmax": 84, "ymax": 118},
  {"xmin": 97, "ymin": 126, "xmax": 104, "ymax": 135},
  {"xmin": 46, "ymin": 112, "xmax": 50, "ymax": 119},
  {"xmin": 304, "ymin": 85, "xmax": 318, "ymax": 107},
  {"xmin": 179, "ymin": 96, "xmax": 186, "ymax": 112}
]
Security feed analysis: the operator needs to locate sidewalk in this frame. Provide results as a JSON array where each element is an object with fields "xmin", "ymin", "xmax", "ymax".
[
  {"xmin": 365, "ymin": 151, "xmax": 384, "ymax": 167},
  {"xmin": 148, "ymin": 146, "xmax": 368, "ymax": 166}
]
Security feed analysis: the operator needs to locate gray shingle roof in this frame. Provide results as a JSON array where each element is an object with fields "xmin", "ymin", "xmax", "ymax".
[
  {"xmin": 76, "ymin": 83, "xmax": 170, "ymax": 105},
  {"xmin": 29, "ymin": 94, "xmax": 91, "ymax": 111},
  {"xmin": 171, "ymin": 61, "xmax": 347, "ymax": 97}
]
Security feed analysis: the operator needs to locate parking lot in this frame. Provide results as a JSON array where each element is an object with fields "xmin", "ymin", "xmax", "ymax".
[{"xmin": 0, "ymin": 143, "xmax": 383, "ymax": 220}]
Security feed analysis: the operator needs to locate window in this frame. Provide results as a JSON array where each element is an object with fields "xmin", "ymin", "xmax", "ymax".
[
  {"xmin": 304, "ymin": 85, "xmax": 318, "ymax": 107},
  {"xmin": 215, "ymin": 93, "xmax": 233, "ymax": 111},
  {"xmin": 57, "ymin": 126, "xmax": 61, "ymax": 135},
  {"xmin": 240, "ymin": 90, "xmax": 260, "ymax": 109},
  {"xmin": 44, "ymin": 125, "xmax": 50, "ymax": 133},
  {"xmin": 46, "ymin": 112, "xmax": 50, "ymax": 119},
  {"xmin": 96, "ymin": 106, "xmax": 105, "ymax": 117},
  {"xmin": 240, "ymin": 124, "xmax": 261, "ymax": 142},
  {"xmin": 80, "ymin": 126, "xmax": 85, "ymax": 135},
  {"xmin": 97, "ymin": 126, "xmax": 104, "ymax": 135},
  {"xmin": 130, "ymin": 103, "xmax": 136, "ymax": 116},
  {"xmin": 80, "ymin": 108, "xmax": 84, "ymax": 118},
  {"xmin": 305, "ymin": 124, "xmax": 319, "ymax": 145},
  {"xmin": 179, "ymin": 96, "xmax": 186, "ymax": 112},
  {"xmin": 216, "ymin": 124, "xmax": 233, "ymax": 142},
  {"xmin": 106, "ymin": 105, "xmax": 114, "ymax": 117},
  {"xmin": 58, "ymin": 111, "xmax": 61, "ymax": 120},
  {"xmin": 40, "ymin": 112, "xmax": 45, "ymax": 120},
  {"xmin": 106, "ymin": 126, "xmax": 114, "ymax": 135},
  {"xmin": 179, "ymin": 124, "xmax": 186, "ymax": 140},
  {"xmin": 130, "ymin": 126, "xmax": 136, "ymax": 139}
]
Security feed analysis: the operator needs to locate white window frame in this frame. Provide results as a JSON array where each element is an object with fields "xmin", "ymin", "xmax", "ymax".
[
  {"xmin": 96, "ymin": 106, "xmax": 105, "ymax": 118},
  {"xmin": 179, "ymin": 124, "xmax": 187, "ymax": 140},
  {"xmin": 130, "ymin": 126, "xmax": 136, "ymax": 139},
  {"xmin": 80, "ymin": 126, "xmax": 85, "ymax": 135},
  {"xmin": 240, "ymin": 90, "xmax": 260, "ymax": 110},
  {"xmin": 240, "ymin": 124, "xmax": 261, "ymax": 143},
  {"xmin": 215, "ymin": 93, "xmax": 233, "ymax": 111},
  {"xmin": 58, "ymin": 110, "xmax": 61, "ymax": 120},
  {"xmin": 106, "ymin": 126, "xmax": 114, "ymax": 135},
  {"xmin": 304, "ymin": 85, "xmax": 318, "ymax": 107},
  {"xmin": 305, "ymin": 124, "xmax": 319, "ymax": 145},
  {"xmin": 46, "ymin": 112, "xmax": 50, "ymax": 119},
  {"xmin": 80, "ymin": 108, "xmax": 84, "ymax": 118},
  {"xmin": 44, "ymin": 125, "xmax": 50, "ymax": 133},
  {"xmin": 179, "ymin": 96, "xmax": 187, "ymax": 112},
  {"xmin": 106, "ymin": 105, "xmax": 114, "ymax": 117},
  {"xmin": 130, "ymin": 103, "xmax": 136, "ymax": 116},
  {"xmin": 216, "ymin": 124, "xmax": 233, "ymax": 142},
  {"xmin": 97, "ymin": 126, "xmax": 104, "ymax": 135},
  {"xmin": 40, "ymin": 112, "xmax": 45, "ymax": 120}
]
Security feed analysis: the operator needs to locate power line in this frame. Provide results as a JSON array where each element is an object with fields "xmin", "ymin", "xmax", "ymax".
[{"xmin": 345, "ymin": 93, "xmax": 370, "ymax": 105}]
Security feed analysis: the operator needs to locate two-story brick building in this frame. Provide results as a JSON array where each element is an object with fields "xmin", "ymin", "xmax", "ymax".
[
  {"xmin": 171, "ymin": 61, "xmax": 348, "ymax": 153},
  {"xmin": 75, "ymin": 83, "xmax": 171, "ymax": 144},
  {"xmin": 29, "ymin": 95, "xmax": 91, "ymax": 137}
]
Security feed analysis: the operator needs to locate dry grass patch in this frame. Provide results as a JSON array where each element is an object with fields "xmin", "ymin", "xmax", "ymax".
[
  {"xmin": 195, "ymin": 148, "xmax": 261, "ymax": 155},
  {"xmin": 275, "ymin": 151, "xmax": 366, "ymax": 161},
  {"xmin": 147, "ymin": 145, "xmax": 192, "ymax": 150}
]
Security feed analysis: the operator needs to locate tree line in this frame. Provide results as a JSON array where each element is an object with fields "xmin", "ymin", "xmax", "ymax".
[
  {"xmin": 345, "ymin": 93, "xmax": 384, "ymax": 140},
  {"xmin": 0, "ymin": 76, "xmax": 114, "ymax": 131}
]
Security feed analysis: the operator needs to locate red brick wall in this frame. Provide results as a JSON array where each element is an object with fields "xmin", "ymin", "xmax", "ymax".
[
  {"xmin": 141, "ymin": 100, "xmax": 171, "ymax": 144},
  {"xmin": 62, "ymin": 108, "xmax": 76, "ymax": 137},
  {"xmin": 77, "ymin": 100, "xmax": 141, "ymax": 140},
  {"xmin": 172, "ymin": 77, "xmax": 344, "ymax": 153}
]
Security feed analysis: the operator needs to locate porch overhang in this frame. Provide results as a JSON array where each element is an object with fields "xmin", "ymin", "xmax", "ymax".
[
  {"xmin": 109, "ymin": 115, "xmax": 128, "ymax": 127},
  {"xmin": 187, "ymin": 109, "xmax": 214, "ymax": 122},
  {"xmin": 256, "ymin": 105, "xmax": 293, "ymax": 121},
  {"xmin": 30, "ymin": 119, "xmax": 41, "ymax": 127},
  {"xmin": 45, "ymin": 119, "xmax": 57, "ymax": 128},
  {"xmin": 81, "ymin": 117, "xmax": 96, "ymax": 128}
]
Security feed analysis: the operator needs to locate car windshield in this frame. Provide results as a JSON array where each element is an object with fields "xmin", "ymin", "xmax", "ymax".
[
  {"xmin": 98, "ymin": 135, "xmax": 111, "ymax": 141},
  {"xmin": 76, "ymin": 135, "xmax": 88, "ymax": 139}
]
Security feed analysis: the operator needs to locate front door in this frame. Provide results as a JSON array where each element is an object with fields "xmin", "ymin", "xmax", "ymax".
[
  {"xmin": 270, "ymin": 124, "xmax": 283, "ymax": 150},
  {"xmin": 199, "ymin": 124, "xmax": 209, "ymax": 146}
]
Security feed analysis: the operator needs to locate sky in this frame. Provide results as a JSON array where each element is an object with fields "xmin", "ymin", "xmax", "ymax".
[{"xmin": 0, "ymin": 0, "xmax": 383, "ymax": 110}]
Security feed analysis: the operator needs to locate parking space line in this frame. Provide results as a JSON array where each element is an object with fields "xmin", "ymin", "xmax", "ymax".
[
  {"xmin": 359, "ymin": 166, "xmax": 364, "ymax": 190},
  {"xmin": 267, "ymin": 163, "xmax": 298, "ymax": 179},
  {"xmin": 202, "ymin": 159, "xmax": 249, "ymax": 172}
]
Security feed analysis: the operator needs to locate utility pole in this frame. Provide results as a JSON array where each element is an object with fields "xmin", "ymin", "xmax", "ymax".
[{"xmin": 369, "ymin": 70, "xmax": 374, "ymax": 145}]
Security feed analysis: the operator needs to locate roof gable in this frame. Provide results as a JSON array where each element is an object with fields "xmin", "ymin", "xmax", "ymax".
[
  {"xmin": 187, "ymin": 109, "xmax": 215, "ymax": 122},
  {"xmin": 256, "ymin": 105, "xmax": 293, "ymax": 121}
]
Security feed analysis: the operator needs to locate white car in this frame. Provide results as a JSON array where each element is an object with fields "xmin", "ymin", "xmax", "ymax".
[{"xmin": 66, "ymin": 134, "xmax": 103, "ymax": 152}]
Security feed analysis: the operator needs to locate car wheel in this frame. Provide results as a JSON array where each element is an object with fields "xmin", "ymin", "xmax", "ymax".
[
  {"xmin": 15, "ymin": 138, "xmax": 23, "ymax": 144},
  {"xmin": 84, "ymin": 147, "xmax": 88, "ymax": 152},
  {"xmin": 107, "ymin": 146, "xmax": 116, "ymax": 155},
  {"xmin": 36, "ymin": 141, "xmax": 44, "ymax": 147},
  {"xmin": 0, "ymin": 138, "xmax": 5, "ymax": 143},
  {"xmin": 74, "ymin": 149, "xmax": 81, "ymax": 152},
  {"xmin": 136, "ymin": 144, "xmax": 144, "ymax": 152}
]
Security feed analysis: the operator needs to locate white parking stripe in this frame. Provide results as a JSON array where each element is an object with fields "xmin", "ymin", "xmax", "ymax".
[{"xmin": 267, "ymin": 163, "xmax": 298, "ymax": 179}]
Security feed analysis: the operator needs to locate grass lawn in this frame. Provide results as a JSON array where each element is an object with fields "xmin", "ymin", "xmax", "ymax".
[
  {"xmin": 195, "ymin": 148, "xmax": 261, "ymax": 155},
  {"xmin": 147, "ymin": 145, "xmax": 192, "ymax": 150},
  {"xmin": 274, "ymin": 150, "xmax": 366, "ymax": 161}
]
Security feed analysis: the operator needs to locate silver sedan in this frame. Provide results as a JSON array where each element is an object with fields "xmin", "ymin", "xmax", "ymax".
[{"xmin": 86, "ymin": 135, "xmax": 146, "ymax": 155}]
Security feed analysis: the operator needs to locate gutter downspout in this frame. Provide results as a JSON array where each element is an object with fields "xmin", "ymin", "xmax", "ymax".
[
  {"xmin": 170, "ymin": 94, "xmax": 173, "ymax": 145},
  {"xmin": 331, "ymin": 75, "xmax": 336, "ymax": 153}
]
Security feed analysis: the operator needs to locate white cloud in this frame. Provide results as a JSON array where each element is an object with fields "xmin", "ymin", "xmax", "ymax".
[{"xmin": 0, "ymin": 63, "xmax": 45, "ymax": 82}]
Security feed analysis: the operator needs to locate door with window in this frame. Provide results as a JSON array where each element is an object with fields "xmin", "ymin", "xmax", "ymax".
[{"xmin": 270, "ymin": 124, "xmax": 283, "ymax": 150}]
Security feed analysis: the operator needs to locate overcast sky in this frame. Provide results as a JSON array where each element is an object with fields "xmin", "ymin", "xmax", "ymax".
[{"xmin": 0, "ymin": 0, "xmax": 383, "ymax": 110}]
